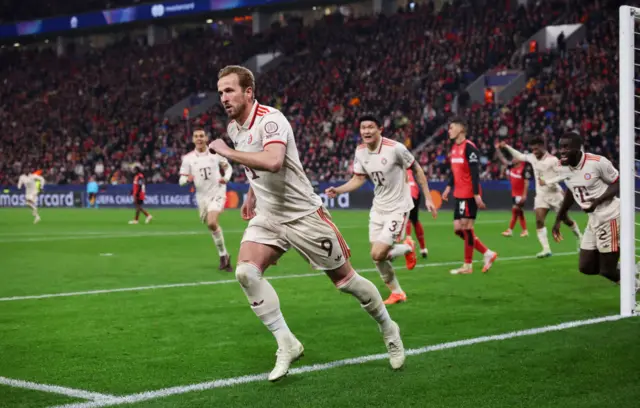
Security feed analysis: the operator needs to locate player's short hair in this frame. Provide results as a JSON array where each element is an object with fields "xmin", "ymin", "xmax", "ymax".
[
  {"xmin": 192, "ymin": 127, "xmax": 207, "ymax": 136},
  {"xmin": 133, "ymin": 166, "xmax": 142, "ymax": 173},
  {"xmin": 526, "ymin": 134, "xmax": 544, "ymax": 146},
  {"xmin": 561, "ymin": 131, "xmax": 582, "ymax": 148},
  {"xmin": 218, "ymin": 65, "xmax": 255, "ymax": 92},
  {"xmin": 358, "ymin": 114, "xmax": 382, "ymax": 128},
  {"xmin": 448, "ymin": 116, "xmax": 468, "ymax": 133}
]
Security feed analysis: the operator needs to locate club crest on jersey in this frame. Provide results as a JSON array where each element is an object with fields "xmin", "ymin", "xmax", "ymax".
[
  {"xmin": 264, "ymin": 121, "xmax": 278, "ymax": 134},
  {"xmin": 584, "ymin": 173, "xmax": 592, "ymax": 180},
  {"xmin": 247, "ymin": 134, "xmax": 253, "ymax": 144},
  {"xmin": 381, "ymin": 158, "xmax": 388, "ymax": 165}
]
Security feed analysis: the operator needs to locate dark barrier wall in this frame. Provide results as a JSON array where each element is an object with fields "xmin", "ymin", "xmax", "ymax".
[{"xmin": 0, "ymin": 181, "xmax": 537, "ymax": 210}]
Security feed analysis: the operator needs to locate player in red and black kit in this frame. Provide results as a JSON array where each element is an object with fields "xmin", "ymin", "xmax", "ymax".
[
  {"xmin": 406, "ymin": 169, "xmax": 428, "ymax": 258},
  {"xmin": 129, "ymin": 166, "xmax": 153, "ymax": 224},
  {"xmin": 495, "ymin": 144, "xmax": 530, "ymax": 237},
  {"xmin": 442, "ymin": 117, "xmax": 498, "ymax": 275}
]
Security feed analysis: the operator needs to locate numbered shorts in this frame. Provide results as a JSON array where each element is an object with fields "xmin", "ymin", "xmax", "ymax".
[
  {"xmin": 534, "ymin": 192, "xmax": 564, "ymax": 212},
  {"xmin": 242, "ymin": 207, "xmax": 350, "ymax": 270},
  {"xmin": 581, "ymin": 217, "xmax": 620, "ymax": 253},
  {"xmin": 453, "ymin": 198, "xmax": 477, "ymax": 220},
  {"xmin": 369, "ymin": 210, "xmax": 409, "ymax": 246},
  {"xmin": 197, "ymin": 191, "xmax": 226, "ymax": 222}
]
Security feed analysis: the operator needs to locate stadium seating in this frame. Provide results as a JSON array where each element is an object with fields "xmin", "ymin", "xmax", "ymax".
[{"xmin": 0, "ymin": 0, "xmax": 611, "ymax": 186}]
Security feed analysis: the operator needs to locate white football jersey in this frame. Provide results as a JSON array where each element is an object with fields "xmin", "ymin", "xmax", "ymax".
[
  {"xmin": 524, "ymin": 152, "xmax": 563, "ymax": 195},
  {"xmin": 18, "ymin": 174, "xmax": 44, "ymax": 195},
  {"xmin": 563, "ymin": 153, "xmax": 620, "ymax": 226},
  {"xmin": 353, "ymin": 137, "xmax": 415, "ymax": 214},
  {"xmin": 179, "ymin": 149, "xmax": 228, "ymax": 199},
  {"xmin": 226, "ymin": 101, "xmax": 321, "ymax": 223}
]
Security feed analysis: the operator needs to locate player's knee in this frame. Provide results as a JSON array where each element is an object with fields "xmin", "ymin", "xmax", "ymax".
[
  {"xmin": 535, "ymin": 219, "xmax": 545, "ymax": 229},
  {"xmin": 207, "ymin": 220, "xmax": 219, "ymax": 231},
  {"xmin": 578, "ymin": 260, "xmax": 598, "ymax": 275},
  {"xmin": 235, "ymin": 262, "xmax": 261, "ymax": 287},
  {"xmin": 370, "ymin": 248, "xmax": 388, "ymax": 262}
]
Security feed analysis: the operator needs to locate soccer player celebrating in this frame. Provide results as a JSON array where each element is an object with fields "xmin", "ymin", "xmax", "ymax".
[
  {"xmin": 442, "ymin": 117, "xmax": 497, "ymax": 275},
  {"xmin": 17, "ymin": 170, "xmax": 45, "ymax": 224},
  {"xmin": 406, "ymin": 168, "xmax": 429, "ymax": 258},
  {"xmin": 499, "ymin": 136, "xmax": 581, "ymax": 257},
  {"xmin": 129, "ymin": 166, "xmax": 153, "ymax": 224},
  {"xmin": 326, "ymin": 115, "xmax": 436, "ymax": 305},
  {"xmin": 495, "ymin": 143, "xmax": 531, "ymax": 237},
  {"xmin": 552, "ymin": 132, "xmax": 620, "ymax": 283},
  {"xmin": 209, "ymin": 65, "xmax": 404, "ymax": 381},
  {"xmin": 179, "ymin": 128, "xmax": 233, "ymax": 272}
]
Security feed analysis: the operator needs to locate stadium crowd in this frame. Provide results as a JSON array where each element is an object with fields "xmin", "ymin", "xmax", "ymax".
[{"xmin": 0, "ymin": 0, "xmax": 619, "ymax": 187}]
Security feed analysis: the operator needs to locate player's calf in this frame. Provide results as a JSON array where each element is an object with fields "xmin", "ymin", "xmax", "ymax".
[{"xmin": 578, "ymin": 250, "xmax": 600, "ymax": 275}]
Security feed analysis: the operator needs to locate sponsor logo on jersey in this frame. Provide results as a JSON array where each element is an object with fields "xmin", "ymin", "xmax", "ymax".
[{"xmin": 584, "ymin": 173, "xmax": 592, "ymax": 180}]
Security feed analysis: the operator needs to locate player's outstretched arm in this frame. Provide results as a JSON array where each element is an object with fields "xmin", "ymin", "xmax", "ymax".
[
  {"xmin": 494, "ymin": 144, "xmax": 510, "ymax": 166},
  {"xmin": 504, "ymin": 144, "xmax": 527, "ymax": 162},
  {"xmin": 17, "ymin": 176, "xmax": 23, "ymax": 190},
  {"xmin": 326, "ymin": 175, "xmax": 367, "ymax": 198},
  {"xmin": 410, "ymin": 161, "xmax": 437, "ymax": 218},
  {"xmin": 552, "ymin": 191, "xmax": 575, "ymax": 242},
  {"xmin": 210, "ymin": 139, "xmax": 285, "ymax": 173}
]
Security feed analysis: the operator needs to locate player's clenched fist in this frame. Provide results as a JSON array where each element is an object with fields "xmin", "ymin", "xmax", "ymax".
[{"xmin": 325, "ymin": 186, "xmax": 338, "ymax": 198}]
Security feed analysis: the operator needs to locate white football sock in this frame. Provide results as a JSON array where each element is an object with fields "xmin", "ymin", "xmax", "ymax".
[
  {"xmin": 570, "ymin": 222, "xmax": 582, "ymax": 239},
  {"xmin": 211, "ymin": 227, "xmax": 228, "ymax": 257},
  {"xmin": 388, "ymin": 243, "xmax": 411, "ymax": 259},
  {"xmin": 537, "ymin": 227, "xmax": 551, "ymax": 252},
  {"xmin": 336, "ymin": 271, "xmax": 394, "ymax": 332},
  {"xmin": 375, "ymin": 261, "xmax": 403, "ymax": 294},
  {"xmin": 235, "ymin": 262, "xmax": 294, "ymax": 348}
]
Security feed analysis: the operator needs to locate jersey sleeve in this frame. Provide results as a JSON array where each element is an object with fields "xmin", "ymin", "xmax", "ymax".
[
  {"xmin": 597, "ymin": 156, "xmax": 620, "ymax": 184},
  {"xmin": 395, "ymin": 143, "xmax": 415, "ymax": 170},
  {"xmin": 179, "ymin": 156, "xmax": 191, "ymax": 176},
  {"xmin": 465, "ymin": 143, "xmax": 481, "ymax": 195},
  {"xmin": 353, "ymin": 153, "xmax": 366, "ymax": 176},
  {"xmin": 261, "ymin": 112, "xmax": 291, "ymax": 148}
]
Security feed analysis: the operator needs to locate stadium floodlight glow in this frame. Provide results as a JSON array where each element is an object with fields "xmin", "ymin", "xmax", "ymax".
[
  {"xmin": 618, "ymin": 5, "xmax": 639, "ymax": 316},
  {"xmin": 206, "ymin": 18, "xmax": 213, "ymax": 23}
]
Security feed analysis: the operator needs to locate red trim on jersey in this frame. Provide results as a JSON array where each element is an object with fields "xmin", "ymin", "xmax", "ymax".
[
  {"xmin": 354, "ymin": 172, "xmax": 367, "ymax": 176},
  {"xmin": 611, "ymin": 176, "xmax": 619, "ymax": 184},
  {"xmin": 611, "ymin": 219, "xmax": 619, "ymax": 252},
  {"xmin": 263, "ymin": 140, "xmax": 286, "ymax": 148},
  {"xmin": 317, "ymin": 208, "xmax": 351, "ymax": 259},
  {"xmin": 248, "ymin": 104, "xmax": 261, "ymax": 130},
  {"xmin": 376, "ymin": 139, "xmax": 384, "ymax": 154},
  {"xmin": 256, "ymin": 106, "xmax": 269, "ymax": 116},
  {"xmin": 407, "ymin": 159, "xmax": 416, "ymax": 169}
]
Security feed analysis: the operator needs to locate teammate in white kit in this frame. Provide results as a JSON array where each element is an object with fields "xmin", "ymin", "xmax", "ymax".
[
  {"xmin": 499, "ymin": 136, "xmax": 582, "ymax": 257},
  {"xmin": 209, "ymin": 65, "xmax": 404, "ymax": 382},
  {"xmin": 17, "ymin": 171, "xmax": 45, "ymax": 224},
  {"xmin": 552, "ymin": 132, "xmax": 620, "ymax": 283},
  {"xmin": 326, "ymin": 114, "xmax": 437, "ymax": 305},
  {"xmin": 179, "ymin": 128, "xmax": 233, "ymax": 271}
]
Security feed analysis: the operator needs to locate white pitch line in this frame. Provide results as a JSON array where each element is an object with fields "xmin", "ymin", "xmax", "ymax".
[
  {"xmin": 0, "ymin": 376, "xmax": 116, "ymax": 401},
  {"xmin": 48, "ymin": 314, "xmax": 627, "ymax": 408},
  {"xmin": 0, "ymin": 252, "xmax": 578, "ymax": 302},
  {"xmin": 0, "ymin": 220, "xmax": 507, "ymax": 242}
]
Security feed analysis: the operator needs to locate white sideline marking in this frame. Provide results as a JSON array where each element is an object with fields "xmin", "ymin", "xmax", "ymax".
[
  {"xmin": 0, "ymin": 376, "xmax": 116, "ymax": 401},
  {"xmin": 0, "ymin": 220, "xmax": 506, "ymax": 242},
  {"xmin": 48, "ymin": 314, "xmax": 626, "ymax": 408},
  {"xmin": 0, "ymin": 252, "xmax": 577, "ymax": 302}
]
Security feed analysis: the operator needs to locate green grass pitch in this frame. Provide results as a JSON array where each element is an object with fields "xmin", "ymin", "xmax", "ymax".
[{"xmin": 0, "ymin": 208, "xmax": 638, "ymax": 408}]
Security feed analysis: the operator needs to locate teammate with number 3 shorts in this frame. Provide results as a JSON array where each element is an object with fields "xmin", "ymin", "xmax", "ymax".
[
  {"xmin": 326, "ymin": 114, "xmax": 437, "ymax": 305},
  {"xmin": 210, "ymin": 65, "xmax": 405, "ymax": 382}
]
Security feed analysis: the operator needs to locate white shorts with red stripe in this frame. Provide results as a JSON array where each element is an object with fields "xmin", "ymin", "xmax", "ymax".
[
  {"xmin": 241, "ymin": 207, "xmax": 350, "ymax": 270},
  {"xmin": 581, "ymin": 216, "xmax": 620, "ymax": 253},
  {"xmin": 368, "ymin": 209, "xmax": 409, "ymax": 246}
]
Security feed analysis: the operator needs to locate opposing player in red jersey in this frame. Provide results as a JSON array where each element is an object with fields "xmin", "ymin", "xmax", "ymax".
[
  {"xmin": 129, "ymin": 166, "xmax": 153, "ymax": 224},
  {"xmin": 442, "ymin": 117, "xmax": 497, "ymax": 275},
  {"xmin": 406, "ymin": 169, "xmax": 428, "ymax": 258},
  {"xmin": 495, "ymin": 143, "xmax": 531, "ymax": 237}
]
